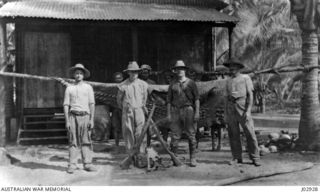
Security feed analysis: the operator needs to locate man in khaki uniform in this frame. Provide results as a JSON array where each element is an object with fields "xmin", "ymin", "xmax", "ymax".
[
  {"xmin": 63, "ymin": 64, "xmax": 97, "ymax": 174},
  {"xmin": 117, "ymin": 62, "xmax": 149, "ymax": 157},
  {"xmin": 224, "ymin": 58, "xmax": 261, "ymax": 167},
  {"xmin": 167, "ymin": 60, "xmax": 200, "ymax": 167}
]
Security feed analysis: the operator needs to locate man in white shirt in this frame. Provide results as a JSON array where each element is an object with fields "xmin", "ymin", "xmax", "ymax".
[
  {"xmin": 63, "ymin": 63, "xmax": 97, "ymax": 174},
  {"xmin": 224, "ymin": 58, "xmax": 261, "ymax": 167},
  {"xmin": 117, "ymin": 61, "xmax": 148, "ymax": 167}
]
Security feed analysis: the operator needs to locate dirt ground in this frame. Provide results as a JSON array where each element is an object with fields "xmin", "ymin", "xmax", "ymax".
[{"xmin": 0, "ymin": 135, "xmax": 319, "ymax": 186}]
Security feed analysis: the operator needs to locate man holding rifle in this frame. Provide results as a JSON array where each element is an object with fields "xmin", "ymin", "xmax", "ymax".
[{"xmin": 117, "ymin": 61, "xmax": 149, "ymax": 168}]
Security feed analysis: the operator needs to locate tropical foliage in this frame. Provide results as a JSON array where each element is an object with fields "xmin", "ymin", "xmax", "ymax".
[{"xmin": 217, "ymin": 0, "xmax": 303, "ymax": 109}]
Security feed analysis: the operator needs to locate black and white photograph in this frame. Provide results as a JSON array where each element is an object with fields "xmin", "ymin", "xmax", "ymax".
[{"xmin": 0, "ymin": 0, "xmax": 319, "ymax": 190}]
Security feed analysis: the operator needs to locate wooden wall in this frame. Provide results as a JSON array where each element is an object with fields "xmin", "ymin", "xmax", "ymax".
[
  {"xmin": 138, "ymin": 26, "xmax": 209, "ymax": 83},
  {"xmin": 71, "ymin": 26, "xmax": 132, "ymax": 83},
  {"xmin": 21, "ymin": 32, "xmax": 70, "ymax": 108},
  {"xmin": 15, "ymin": 20, "xmax": 213, "ymax": 109}
]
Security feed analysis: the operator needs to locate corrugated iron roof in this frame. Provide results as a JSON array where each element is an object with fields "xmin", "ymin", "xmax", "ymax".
[
  {"xmin": 0, "ymin": 0, "xmax": 238, "ymax": 23},
  {"xmin": 69, "ymin": 0, "xmax": 229, "ymax": 10},
  {"xmin": 5, "ymin": 0, "xmax": 229, "ymax": 10}
]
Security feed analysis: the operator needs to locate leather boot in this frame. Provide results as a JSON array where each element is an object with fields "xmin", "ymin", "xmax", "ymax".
[{"xmin": 189, "ymin": 142, "xmax": 197, "ymax": 167}]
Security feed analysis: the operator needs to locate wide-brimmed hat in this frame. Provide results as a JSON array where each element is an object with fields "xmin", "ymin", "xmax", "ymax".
[
  {"xmin": 215, "ymin": 65, "xmax": 229, "ymax": 72},
  {"xmin": 69, "ymin": 63, "xmax": 90, "ymax": 78},
  {"xmin": 141, "ymin": 64, "xmax": 152, "ymax": 71},
  {"xmin": 123, "ymin": 61, "xmax": 141, "ymax": 72},
  {"xmin": 171, "ymin": 60, "xmax": 189, "ymax": 70},
  {"xmin": 223, "ymin": 58, "xmax": 245, "ymax": 69}
]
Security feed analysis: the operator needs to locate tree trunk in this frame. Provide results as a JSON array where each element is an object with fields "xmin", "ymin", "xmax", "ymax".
[
  {"xmin": 0, "ymin": 20, "xmax": 6, "ymax": 147},
  {"xmin": 298, "ymin": 31, "xmax": 320, "ymax": 150}
]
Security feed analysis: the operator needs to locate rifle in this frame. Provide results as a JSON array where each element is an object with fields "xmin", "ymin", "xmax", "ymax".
[
  {"xmin": 149, "ymin": 119, "xmax": 182, "ymax": 166},
  {"xmin": 120, "ymin": 103, "xmax": 156, "ymax": 169}
]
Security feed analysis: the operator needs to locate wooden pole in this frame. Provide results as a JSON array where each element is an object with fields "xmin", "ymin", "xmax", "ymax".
[
  {"xmin": 0, "ymin": 20, "xmax": 7, "ymax": 147},
  {"xmin": 0, "ymin": 71, "xmax": 119, "ymax": 88},
  {"xmin": 228, "ymin": 26, "xmax": 233, "ymax": 59},
  {"xmin": 212, "ymin": 27, "xmax": 217, "ymax": 71}
]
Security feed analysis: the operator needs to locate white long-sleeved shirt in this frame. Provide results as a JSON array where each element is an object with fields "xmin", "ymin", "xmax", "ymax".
[{"xmin": 63, "ymin": 82, "xmax": 95, "ymax": 114}]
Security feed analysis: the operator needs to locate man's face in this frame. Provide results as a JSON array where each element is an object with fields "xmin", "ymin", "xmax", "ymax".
[
  {"xmin": 74, "ymin": 69, "xmax": 84, "ymax": 82},
  {"xmin": 229, "ymin": 65, "xmax": 241, "ymax": 76},
  {"xmin": 140, "ymin": 70, "xmax": 150, "ymax": 79},
  {"xmin": 128, "ymin": 71, "xmax": 139, "ymax": 81},
  {"xmin": 174, "ymin": 68, "xmax": 186, "ymax": 78}
]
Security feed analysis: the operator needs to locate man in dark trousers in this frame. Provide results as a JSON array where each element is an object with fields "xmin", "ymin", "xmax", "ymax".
[
  {"xmin": 223, "ymin": 58, "xmax": 261, "ymax": 167},
  {"xmin": 63, "ymin": 63, "xmax": 97, "ymax": 174},
  {"xmin": 167, "ymin": 60, "xmax": 200, "ymax": 167},
  {"xmin": 111, "ymin": 72, "xmax": 124, "ymax": 147}
]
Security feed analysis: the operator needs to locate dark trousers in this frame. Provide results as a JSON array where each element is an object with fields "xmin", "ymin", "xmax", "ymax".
[
  {"xmin": 111, "ymin": 108, "xmax": 122, "ymax": 146},
  {"xmin": 226, "ymin": 103, "xmax": 260, "ymax": 161},
  {"xmin": 170, "ymin": 106, "xmax": 197, "ymax": 157}
]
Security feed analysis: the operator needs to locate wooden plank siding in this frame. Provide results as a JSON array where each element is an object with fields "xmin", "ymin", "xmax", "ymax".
[
  {"xmin": 15, "ymin": 20, "xmax": 215, "ymax": 107},
  {"xmin": 21, "ymin": 32, "xmax": 70, "ymax": 108}
]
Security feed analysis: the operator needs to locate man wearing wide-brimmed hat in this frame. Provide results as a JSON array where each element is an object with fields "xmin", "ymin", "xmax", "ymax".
[
  {"xmin": 63, "ymin": 63, "xmax": 97, "ymax": 174},
  {"xmin": 223, "ymin": 58, "xmax": 261, "ymax": 167},
  {"xmin": 117, "ymin": 61, "xmax": 149, "ymax": 168},
  {"xmin": 167, "ymin": 60, "xmax": 200, "ymax": 167}
]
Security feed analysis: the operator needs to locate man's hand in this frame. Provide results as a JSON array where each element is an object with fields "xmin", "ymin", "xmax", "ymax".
[
  {"xmin": 88, "ymin": 119, "xmax": 94, "ymax": 130},
  {"xmin": 65, "ymin": 121, "xmax": 71, "ymax": 131},
  {"xmin": 194, "ymin": 112, "xmax": 200, "ymax": 122}
]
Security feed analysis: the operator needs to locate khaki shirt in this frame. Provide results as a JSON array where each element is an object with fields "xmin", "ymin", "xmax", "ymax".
[
  {"xmin": 63, "ymin": 82, "xmax": 95, "ymax": 114},
  {"xmin": 117, "ymin": 78, "xmax": 148, "ymax": 110},
  {"xmin": 167, "ymin": 78, "xmax": 199, "ymax": 108}
]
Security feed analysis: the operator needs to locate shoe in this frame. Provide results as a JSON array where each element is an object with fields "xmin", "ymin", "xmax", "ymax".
[
  {"xmin": 228, "ymin": 159, "xmax": 242, "ymax": 165},
  {"xmin": 252, "ymin": 160, "xmax": 262, "ymax": 167},
  {"xmin": 190, "ymin": 158, "xmax": 197, "ymax": 167},
  {"xmin": 84, "ymin": 164, "xmax": 97, "ymax": 172},
  {"xmin": 67, "ymin": 166, "xmax": 76, "ymax": 174}
]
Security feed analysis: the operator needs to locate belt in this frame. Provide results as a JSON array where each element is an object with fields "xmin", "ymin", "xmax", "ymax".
[
  {"xmin": 227, "ymin": 96, "xmax": 244, "ymax": 103},
  {"xmin": 70, "ymin": 110, "xmax": 88, "ymax": 116}
]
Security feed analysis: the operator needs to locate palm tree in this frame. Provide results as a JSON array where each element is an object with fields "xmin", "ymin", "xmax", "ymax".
[
  {"xmin": 289, "ymin": 0, "xmax": 320, "ymax": 150},
  {"xmin": 220, "ymin": 0, "xmax": 320, "ymax": 149},
  {"xmin": 218, "ymin": 0, "xmax": 301, "ymax": 112}
]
